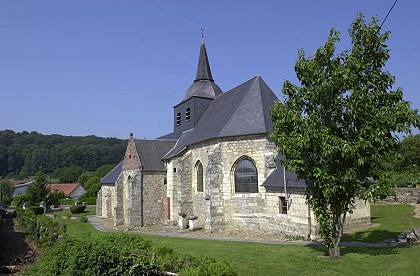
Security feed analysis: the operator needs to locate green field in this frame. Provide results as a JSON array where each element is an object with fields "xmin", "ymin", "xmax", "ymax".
[{"xmin": 52, "ymin": 204, "xmax": 420, "ymax": 276}]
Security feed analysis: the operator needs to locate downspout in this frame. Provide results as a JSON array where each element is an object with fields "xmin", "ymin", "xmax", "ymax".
[
  {"xmin": 283, "ymin": 165, "xmax": 288, "ymax": 211},
  {"xmin": 308, "ymin": 204, "xmax": 312, "ymax": 239}
]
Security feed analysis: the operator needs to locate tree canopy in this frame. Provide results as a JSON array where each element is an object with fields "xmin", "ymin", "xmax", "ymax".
[
  {"xmin": 270, "ymin": 14, "xmax": 419, "ymax": 257},
  {"xmin": 0, "ymin": 130, "xmax": 126, "ymax": 178}
]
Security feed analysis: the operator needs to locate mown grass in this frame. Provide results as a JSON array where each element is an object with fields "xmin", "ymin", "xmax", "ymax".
[
  {"xmin": 48, "ymin": 206, "xmax": 96, "ymax": 218},
  {"xmin": 342, "ymin": 204, "xmax": 420, "ymax": 242},
  {"xmin": 55, "ymin": 203, "xmax": 420, "ymax": 276}
]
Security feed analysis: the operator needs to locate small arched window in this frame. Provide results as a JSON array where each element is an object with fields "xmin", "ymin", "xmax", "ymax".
[
  {"xmin": 186, "ymin": 108, "xmax": 191, "ymax": 122},
  {"xmin": 176, "ymin": 113, "xmax": 181, "ymax": 126},
  {"xmin": 234, "ymin": 158, "xmax": 258, "ymax": 193},
  {"xmin": 196, "ymin": 161, "xmax": 203, "ymax": 192}
]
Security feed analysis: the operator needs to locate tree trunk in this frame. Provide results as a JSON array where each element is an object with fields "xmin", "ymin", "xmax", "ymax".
[{"xmin": 328, "ymin": 211, "xmax": 347, "ymax": 258}]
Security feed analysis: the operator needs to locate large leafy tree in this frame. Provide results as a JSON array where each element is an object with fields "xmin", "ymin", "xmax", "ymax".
[
  {"xmin": 270, "ymin": 14, "xmax": 419, "ymax": 257},
  {"xmin": 27, "ymin": 170, "xmax": 49, "ymax": 206}
]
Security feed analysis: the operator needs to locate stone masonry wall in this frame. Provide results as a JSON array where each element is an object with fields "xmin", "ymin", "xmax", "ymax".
[
  {"xmin": 96, "ymin": 189, "xmax": 102, "ymax": 217},
  {"xmin": 169, "ymin": 135, "xmax": 370, "ymax": 236},
  {"xmin": 98, "ymin": 184, "xmax": 116, "ymax": 219},
  {"xmin": 142, "ymin": 172, "xmax": 167, "ymax": 226},
  {"xmin": 177, "ymin": 153, "xmax": 193, "ymax": 216},
  {"xmin": 380, "ymin": 188, "xmax": 420, "ymax": 203}
]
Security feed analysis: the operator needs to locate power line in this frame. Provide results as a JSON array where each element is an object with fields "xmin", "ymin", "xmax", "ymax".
[{"xmin": 380, "ymin": 0, "xmax": 398, "ymax": 28}]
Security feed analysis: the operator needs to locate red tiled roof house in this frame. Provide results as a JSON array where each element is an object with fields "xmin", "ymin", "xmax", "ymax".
[{"xmin": 46, "ymin": 183, "xmax": 86, "ymax": 199}]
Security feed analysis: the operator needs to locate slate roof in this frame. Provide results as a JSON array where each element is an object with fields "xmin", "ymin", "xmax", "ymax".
[
  {"xmin": 163, "ymin": 76, "xmax": 278, "ymax": 159},
  {"xmin": 183, "ymin": 41, "xmax": 222, "ymax": 101},
  {"xmin": 100, "ymin": 161, "xmax": 123, "ymax": 185},
  {"xmin": 262, "ymin": 155, "xmax": 306, "ymax": 188},
  {"xmin": 134, "ymin": 139, "xmax": 177, "ymax": 171}
]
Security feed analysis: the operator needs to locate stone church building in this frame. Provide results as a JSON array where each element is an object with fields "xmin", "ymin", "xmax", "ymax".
[{"xmin": 97, "ymin": 38, "xmax": 371, "ymax": 238}]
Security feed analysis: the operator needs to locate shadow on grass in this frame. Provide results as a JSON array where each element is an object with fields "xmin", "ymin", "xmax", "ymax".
[
  {"xmin": 342, "ymin": 229, "xmax": 400, "ymax": 243},
  {"xmin": 304, "ymin": 242, "xmax": 402, "ymax": 257}
]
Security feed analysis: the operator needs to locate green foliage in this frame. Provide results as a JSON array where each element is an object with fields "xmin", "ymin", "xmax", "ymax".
[
  {"xmin": 13, "ymin": 193, "xmax": 29, "ymax": 208},
  {"xmin": 79, "ymin": 215, "xmax": 88, "ymax": 223},
  {"xmin": 0, "ymin": 129, "xmax": 126, "ymax": 177},
  {"xmin": 54, "ymin": 165, "xmax": 84, "ymax": 183},
  {"xmin": 83, "ymin": 176, "xmax": 100, "ymax": 196},
  {"xmin": 50, "ymin": 204, "xmax": 419, "ymax": 276},
  {"xmin": 30, "ymin": 206, "xmax": 45, "ymax": 215},
  {"xmin": 59, "ymin": 198, "xmax": 75, "ymax": 206},
  {"xmin": 27, "ymin": 234, "xmax": 236, "ymax": 276},
  {"xmin": 77, "ymin": 171, "xmax": 91, "ymax": 186},
  {"xmin": 16, "ymin": 208, "xmax": 67, "ymax": 247},
  {"xmin": 1, "ymin": 180, "xmax": 14, "ymax": 202},
  {"xmin": 94, "ymin": 164, "xmax": 115, "ymax": 179},
  {"xmin": 2, "ymin": 195, "xmax": 11, "ymax": 206},
  {"xmin": 48, "ymin": 191, "xmax": 65, "ymax": 206},
  {"xmin": 79, "ymin": 197, "xmax": 97, "ymax": 205},
  {"xmin": 70, "ymin": 204, "xmax": 86, "ymax": 214},
  {"xmin": 377, "ymin": 134, "xmax": 420, "ymax": 188},
  {"xmin": 27, "ymin": 170, "xmax": 49, "ymax": 205},
  {"xmin": 270, "ymin": 14, "xmax": 419, "ymax": 257}
]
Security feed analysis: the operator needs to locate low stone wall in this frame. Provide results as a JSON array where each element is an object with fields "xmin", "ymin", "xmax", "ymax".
[{"xmin": 381, "ymin": 188, "xmax": 420, "ymax": 203}]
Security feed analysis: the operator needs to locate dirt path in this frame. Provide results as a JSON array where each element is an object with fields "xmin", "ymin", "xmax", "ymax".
[
  {"xmin": 411, "ymin": 203, "xmax": 420, "ymax": 219},
  {"xmin": 0, "ymin": 213, "xmax": 37, "ymax": 275}
]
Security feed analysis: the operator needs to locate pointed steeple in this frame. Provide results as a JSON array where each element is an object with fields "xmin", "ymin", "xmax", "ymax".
[
  {"xmin": 194, "ymin": 41, "xmax": 214, "ymax": 82},
  {"xmin": 183, "ymin": 32, "xmax": 222, "ymax": 101}
]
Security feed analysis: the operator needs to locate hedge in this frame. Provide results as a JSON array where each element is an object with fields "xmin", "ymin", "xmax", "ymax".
[
  {"xmin": 27, "ymin": 234, "xmax": 237, "ymax": 276},
  {"xmin": 70, "ymin": 204, "xmax": 86, "ymax": 214},
  {"xmin": 16, "ymin": 209, "xmax": 67, "ymax": 247}
]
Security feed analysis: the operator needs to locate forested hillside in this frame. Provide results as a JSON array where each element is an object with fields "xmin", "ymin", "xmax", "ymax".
[{"xmin": 0, "ymin": 130, "xmax": 126, "ymax": 177}]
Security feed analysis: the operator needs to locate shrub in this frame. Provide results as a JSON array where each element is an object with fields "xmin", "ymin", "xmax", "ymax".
[
  {"xmin": 30, "ymin": 206, "xmax": 45, "ymax": 215},
  {"xmin": 2, "ymin": 195, "xmax": 12, "ymax": 206},
  {"xmin": 70, "ymin": 204, "xmax": 86, "ymax": 214},
  {"xmin": 27, "ymin": 234, "xmax": 236, "ymax": 276},
  {"xmin": 59, "ymin": 198, "xmax": 75, "ymax": 206},
  {"xmin": 79, "ymin": 216, "xmax": 88, "ymax": 223},
  {"xmin": 79, "ymin": 197, "xmax": 97, "ymax": 205},
  {"xmin": 16, "ymin": 209, "xmax": 67, "ymax": 247},
  {"xmin": 13, "ymin": 193, "xmax": 29, "ymax": 208}
]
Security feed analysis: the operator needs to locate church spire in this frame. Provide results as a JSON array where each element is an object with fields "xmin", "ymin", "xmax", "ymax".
[
  {"xmin": 194, "ymin": 27, "xmax": 214, "ymax": 82},
  {"xmin": 183, "ymin": 29, "xmax": 222, "ymax": 101}
]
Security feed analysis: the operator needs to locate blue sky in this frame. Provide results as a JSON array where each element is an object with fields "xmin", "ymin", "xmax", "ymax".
[{"xmin": 1, "ymin": 0, "xmax": 419, "ymax": 139}]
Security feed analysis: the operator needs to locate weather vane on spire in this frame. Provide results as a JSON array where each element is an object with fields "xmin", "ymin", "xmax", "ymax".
[{"xmin": 201, "ymin": 26, "xmax": 205, "ymax": 43}]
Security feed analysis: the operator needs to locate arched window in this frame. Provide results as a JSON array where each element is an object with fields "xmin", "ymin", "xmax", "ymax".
[
  {"xmin": 196, "ymin": 161, "xmax": 203, "ymax": 192},
  {"xmin": 186, "ymin": 108, "xmax": 191, "ymax": 122},
  {"xmin": 234, "ymin": 158, "xmax": 258, "ymax": 193},
  {"xmin": 176, "ymin": 113, "xmax": 181, "ymax": 126}
]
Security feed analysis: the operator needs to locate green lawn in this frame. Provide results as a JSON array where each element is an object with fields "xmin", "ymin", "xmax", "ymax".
[
  {"xmin": 343, "ymin": 204, "xmax": 420, "ymax": 242},
  {"xmin": 53, "ymin": 204, "xmax": 420, "ymax": 275},
  {"xmin": 48, "ymin": 206, "xmax": 96, "ymax": 218}
]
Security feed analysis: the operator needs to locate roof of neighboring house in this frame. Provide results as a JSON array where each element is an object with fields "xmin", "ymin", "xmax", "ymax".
[
  {"xmin": 100, "ymin": 161, "xmax": 123, "ymax": 185},
  {"xmin": 9, "ymin": 179, "xmax": 33, "ymax": 186},
  {"xmin": 46, "ymin": 183, "xmax": 83, "ymax": 196},
  {"xmin": 163, "ymin": 76, "xmax": 278, "ymax": 159},
  {"xmin": 134, "ymin": 139, "xmax": 177, "ymax": 171},
  {"xmin": 262, "ymin": 155, "xmax": 306, "ymax": 188}
]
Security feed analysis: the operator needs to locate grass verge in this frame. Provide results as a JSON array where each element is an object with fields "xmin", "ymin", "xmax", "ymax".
[
  {"xmin": 52, "ymin": 203, "xmax": 420, "ymax": 276},
  {"xmin": 343, "ymin": 204, "xmax": 420, "ymax": 242}
]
